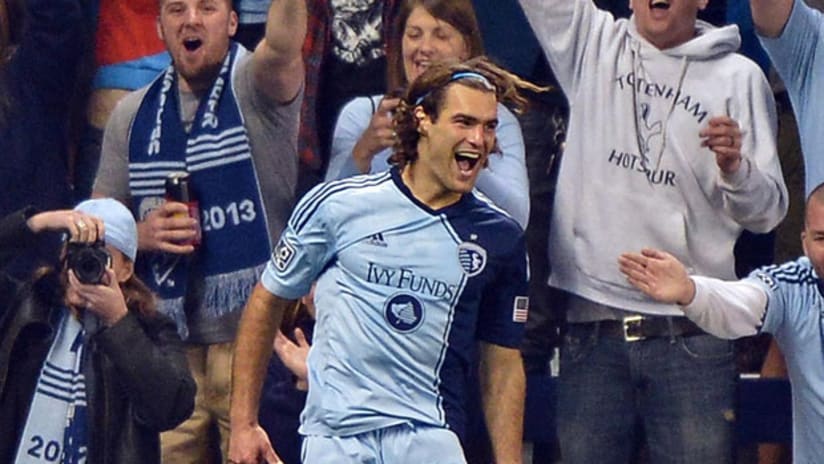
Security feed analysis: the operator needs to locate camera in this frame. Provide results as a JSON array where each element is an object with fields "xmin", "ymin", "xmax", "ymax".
[{"xmin": 66, "ymin": 241, "xmax": 112, "ymax": 284}]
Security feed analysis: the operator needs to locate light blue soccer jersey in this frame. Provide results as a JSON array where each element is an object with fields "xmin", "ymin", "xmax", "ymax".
[
  {"xmin": 748, "ymin": 257, "xmax": 824, "ymax": 462},
  {"xmin": 261, "ymin": 168, "xmax": 528, "ymax": 439}
]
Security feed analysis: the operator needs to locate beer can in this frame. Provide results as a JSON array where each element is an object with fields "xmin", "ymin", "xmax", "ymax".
[
  {"xmin": 165, "ymin": 172, "xmax": 195, "ymax": 203},
  {"xmin": 165, "ymin": 172, "xmax": 201, "ymax": 247}
]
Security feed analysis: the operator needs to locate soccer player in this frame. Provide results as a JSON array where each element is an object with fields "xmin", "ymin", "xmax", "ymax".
[
  {"xmin": 619, "ymin": 182, "xmax": 824, "ymax": 462},
  {"xmin": 228, "ymin": 57, "xmax": 538, "ymax": 464}
]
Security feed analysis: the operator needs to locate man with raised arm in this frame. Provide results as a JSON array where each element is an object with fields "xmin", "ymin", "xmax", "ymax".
[
  {"xmin": 92, "ymin": 0, "xmax": 306, "ymax": 461},
  {"xmin": 519, "ymin": 0, "xmax": 788, "ymax": 461}
]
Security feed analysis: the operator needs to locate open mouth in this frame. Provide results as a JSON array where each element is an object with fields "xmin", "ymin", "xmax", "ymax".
[
  {"xmin": 415, "ymin": 60, "xmax": 431, "ymax": 72},
  {"xmin": 455, "ymin": 151, "xmax": 481, "ymax": 172},
  {"xmin": 650, "ymin": 0, "xmax": 670, "ymax": 10},
  {"xmin": 183, "ymin": 38, "xmax": 203, "ymax": 52}
]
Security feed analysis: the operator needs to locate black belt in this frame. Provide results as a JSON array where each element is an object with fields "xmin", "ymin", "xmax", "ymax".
[{"xmin": 569, "ymin": 316, "xmax": 705, "ymax": 342}]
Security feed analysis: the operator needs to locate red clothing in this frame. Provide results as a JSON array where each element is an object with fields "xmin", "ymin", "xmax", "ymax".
[{"xmin": 95, "ymin": 0, "xmax": 165, "ymax": 66}]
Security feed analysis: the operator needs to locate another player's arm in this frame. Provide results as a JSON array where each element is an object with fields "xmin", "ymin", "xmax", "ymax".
[
  {"xmin": 479, "ymin": 341, "xmax": 525, "ymax": 464},
  {"xmin": 751, "ymin": 0, "xmax": 794, "ymax": 38},
  {"xmin": 619, "ymin": 248, "xmax": 768, "ymax": 339},
  {"xmin": 229, "ymin": 283, "xmax": 295, "ymax": 464}
]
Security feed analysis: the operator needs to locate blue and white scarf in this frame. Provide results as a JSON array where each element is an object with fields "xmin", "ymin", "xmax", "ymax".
[
  {"xmin": 128, "ymin": 43, "xmax": 271, "ymax": 336},
  {"xmin": 15, "ymin": 309, "xmax": 88, "ymax": 463}
]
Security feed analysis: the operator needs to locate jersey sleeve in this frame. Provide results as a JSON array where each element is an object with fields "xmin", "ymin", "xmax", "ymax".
[
  {"xmin": 747, "ymin": 265, "xmax": 790, "ymax": 336},
  {"xmin": 260, "ymin": 184, "xmax": 337, "ymax": 299},
  {"xmin": 476, "ymin": 232, "xmax": 529, "ymax": 348},
  {"xmin": 759, "ymin": 0, "xmax": 823, "ymax": 114}
]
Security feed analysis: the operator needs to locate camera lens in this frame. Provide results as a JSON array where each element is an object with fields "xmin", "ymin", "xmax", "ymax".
[
  {"xmin": 67, "ymin": 242, "xmax": 111, "ymax": 284},
  {"xmin": 74, "ymin": 253, "xmax": 105, "ymax": 284}
]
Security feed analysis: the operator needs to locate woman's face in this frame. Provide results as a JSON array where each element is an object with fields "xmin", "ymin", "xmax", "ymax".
[{"xmin": 402, "ymin": 5, "xmax": 470, "ymax": 84}]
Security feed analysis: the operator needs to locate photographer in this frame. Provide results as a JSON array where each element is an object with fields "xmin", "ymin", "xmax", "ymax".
[{"xmin": 0, "ymin": 198, "xmax": 195, "ymax": 463}]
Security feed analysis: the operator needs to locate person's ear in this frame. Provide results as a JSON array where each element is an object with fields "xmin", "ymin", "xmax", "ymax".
[
  {"xmin": 228, "ymin": 10, "xmax": 238, "ymax": 37},
  {"xmin": 115, "ymin": 259, "xmax": 134, "ymax": 283},
  {"xmin": 802, "ymin": 231, "xmax": 809, "ymax": 258},
  {"xmin": 415, "ymin": 106, "xmax": 430, "ymax": 136},
  {"xmin": 156, "ymin": 16, "xmax": 164, "ymax": 41}
]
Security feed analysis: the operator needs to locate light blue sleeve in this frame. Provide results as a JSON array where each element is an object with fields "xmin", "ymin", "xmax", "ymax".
[
  {"xmin": 759, "ymin": 0, "xmax": 823, "ymax": 105},
  {"xmin": 748, "ymin": 267, "xmax": 788, "ymax": 336},
  {"xmin": 758, "ymin": 0, "xmax": 824, "ymax": 196},
  {"xmin": 326, "ymin": 96, "xmax": 381, "ymax": 181},
  {"xmin": 475, "ymin": 104, "xmax": 529, "ymax": 229},
  {"xmin": 260, "ymin": 183, "xmax": 337, "ymax": 299},
  {"xmin": 235, "ymin": 0, "xmax": 271, "ymax": 23}
]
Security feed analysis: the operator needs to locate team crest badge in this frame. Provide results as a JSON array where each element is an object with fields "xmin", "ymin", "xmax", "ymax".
[
  {"xmin": 384, "ymin": 293, "xmax": 424, "ymax": 333},
  {"xmin": 272, "ymin": 238, "xmax": 296, "ymax": 272},
  {"xmin": 755, "ymin": 271, "xmax": 777, "ymax": 291},
  {"xmin": 458, "ymin": 242, "xmax": 487, "ymax": 277}
]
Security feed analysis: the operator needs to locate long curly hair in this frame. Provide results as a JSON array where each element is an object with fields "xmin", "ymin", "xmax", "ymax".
[{"xmin": 389, "ymin": 56, "xmax": 547, "ymax": 169}]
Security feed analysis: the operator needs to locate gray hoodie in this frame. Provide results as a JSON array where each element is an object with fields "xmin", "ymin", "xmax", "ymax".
[{"xmin": 520, "ymin": 0, "xmax": 788, "ymax": 316}]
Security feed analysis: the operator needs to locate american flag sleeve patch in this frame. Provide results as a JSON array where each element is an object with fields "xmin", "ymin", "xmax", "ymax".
[{"xmin": 512, "ymin": 296, "xmax": 529, "ymax": 323}]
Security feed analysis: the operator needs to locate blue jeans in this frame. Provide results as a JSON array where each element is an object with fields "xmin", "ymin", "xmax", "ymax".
[{"xmin": 556, "ymin": 323, "xmax": 736, "ymax": 464}]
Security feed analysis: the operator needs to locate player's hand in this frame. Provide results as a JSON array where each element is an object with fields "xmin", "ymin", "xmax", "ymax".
[
  {"xmin": 274, "ymin": 328, "xmax": 311, "ymax": 390},
  {"xmin": 352, "ymin": 96, "xmax": 401, "ymax": 173},
  {"xmin": 227, "ymin": 424, "xmax": 281, "ymax": 464},
  {"xmin": 699, "ymin": 116, "xmax": 743, "ymax": 175},
  {"xmin": 137, "ymin": 201, "xmax": 198, "ymax": 254},
  {"xmin": 618, "ymin": 248, "xmax": 696, "ymax": 305},
  {"xmin": 27, "ymin": 210, "xmax": 104, "ymax": 244}
]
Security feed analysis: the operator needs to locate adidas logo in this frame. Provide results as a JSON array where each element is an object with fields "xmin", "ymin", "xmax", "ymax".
[{"xmin": 365, "ymin": 233, "xmax": 388, "ymax": 247}]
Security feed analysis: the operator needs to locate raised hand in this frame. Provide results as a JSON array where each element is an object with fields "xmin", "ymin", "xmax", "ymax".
[
  {"xmin": 27, "ymin": 210, "xmax": 104, "ymax": 244},
  {"xmin": 352, "ymin": 96, "xmax": 401, "ymax": 173},
  {"xmin": 699, "ymin": 116, "xmax": 744, "ymax": 175}
]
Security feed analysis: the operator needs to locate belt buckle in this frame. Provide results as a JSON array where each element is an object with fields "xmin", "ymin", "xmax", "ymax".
[{"xmin": 622, "ymin": 316, "xmax": 645, "ymax": 342}]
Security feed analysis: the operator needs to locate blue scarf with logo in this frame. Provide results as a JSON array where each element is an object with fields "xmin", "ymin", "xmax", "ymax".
[
  {"xmin": 127, "ymin": 44, "xmax": 270, "ymax": 337},
  {"xmin": 15, "ymin": 309, "xmax": 88, "ymax": 463}
]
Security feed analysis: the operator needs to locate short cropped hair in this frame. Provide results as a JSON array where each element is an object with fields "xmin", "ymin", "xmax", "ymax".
[{"xmin": 805, "ymin": 183, "xmax": 824, "ymax": 227}]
